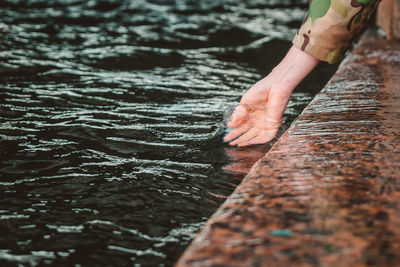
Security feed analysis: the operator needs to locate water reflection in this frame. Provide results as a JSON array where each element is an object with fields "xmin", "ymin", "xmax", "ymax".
[{"xmin": 223, "ymin": 146, "xmax": 272, "ymax": 175}]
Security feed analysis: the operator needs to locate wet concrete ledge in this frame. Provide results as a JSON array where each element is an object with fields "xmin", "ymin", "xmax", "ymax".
[{"xmin": 176, "ymin": 30, "xmax": 400, "ymax": 266}]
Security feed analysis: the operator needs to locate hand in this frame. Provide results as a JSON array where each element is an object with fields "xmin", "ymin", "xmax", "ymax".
[
  {"xmin": 223, "ymin": 45, "xmax": 319, "ymax": 147},
  {"xmin": 223, "ymin": 78, "xmax": 292, "ymax": 147}
]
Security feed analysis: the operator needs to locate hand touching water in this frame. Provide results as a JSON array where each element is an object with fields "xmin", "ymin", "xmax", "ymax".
[
  {"xmin": 224, "ymin": 45, "xmax": 320, "ymax": 147},
  {"xmin": 224, "ymin": 79, "xmax": 292, "ymax": 146}
]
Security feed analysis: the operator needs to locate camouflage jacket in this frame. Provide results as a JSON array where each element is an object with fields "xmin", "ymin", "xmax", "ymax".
[{"xmin": 293, "ymin": 0, "xmax": 381, "ymax": 64}]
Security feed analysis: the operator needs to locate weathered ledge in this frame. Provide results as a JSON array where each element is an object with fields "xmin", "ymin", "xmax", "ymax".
[{"xmin": 176, "ymin": 30, "xmax": 400, "ymax": 266}]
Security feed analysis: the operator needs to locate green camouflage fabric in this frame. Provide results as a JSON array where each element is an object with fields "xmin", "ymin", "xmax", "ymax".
[{"xmin": 293, "ymin": 0, "xmax": 381, "ymax": 64}]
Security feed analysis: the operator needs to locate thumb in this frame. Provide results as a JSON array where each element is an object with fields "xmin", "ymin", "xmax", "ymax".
[{"xmin": 226, "ymin": 104, "xmax": 249, "ymax": 128}]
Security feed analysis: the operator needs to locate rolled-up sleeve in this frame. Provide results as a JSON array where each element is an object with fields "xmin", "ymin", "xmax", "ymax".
[{"xmin": 293, "ymin": 0, "xmax": 381, "ymax": 64}]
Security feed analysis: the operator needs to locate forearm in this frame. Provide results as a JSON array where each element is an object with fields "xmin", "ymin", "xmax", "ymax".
[{"xmin": 268, "ymin": 45, "xmax": 319, "ymax": 91}]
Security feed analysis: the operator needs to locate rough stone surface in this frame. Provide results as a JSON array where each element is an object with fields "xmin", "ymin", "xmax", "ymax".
[{"xmin": 175, "ymin": 32, "xmax": 400, "ymax": 267}]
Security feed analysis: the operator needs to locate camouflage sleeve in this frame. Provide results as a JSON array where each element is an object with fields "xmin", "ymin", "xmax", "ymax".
[{"xmin": 293, "ymin": 0, "xmax": 381, "ymax": 64}]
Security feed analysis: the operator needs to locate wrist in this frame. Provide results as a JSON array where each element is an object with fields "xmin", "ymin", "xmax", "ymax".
[{"xmin": 268, "ymin": 45, "xmax": 319, "ymax": 90}]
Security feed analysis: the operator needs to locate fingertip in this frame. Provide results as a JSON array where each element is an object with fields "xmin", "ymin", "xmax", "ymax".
[
  {"xmin": 238, "ymin": 138, "xmax": 260, "ymax": 147},
  {"xmin": 229, "ymin": 140, "xmax": 237, "ymax": 146},
  {"xmin": 223, "ymin": 131, "xmax": 233, "ymax": 142},
  {"xmin": 237, "ymin": 141, "xmax": 254, "ymax": 147},
  {"xmin": 238, "ymin": 135, "xmax": 272, "ymax": 147}
]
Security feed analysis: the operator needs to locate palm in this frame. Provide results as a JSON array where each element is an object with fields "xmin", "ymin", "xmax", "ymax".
[{"xmin": 224, "ymin": 80, "xmax": 292, "ymax": 147}]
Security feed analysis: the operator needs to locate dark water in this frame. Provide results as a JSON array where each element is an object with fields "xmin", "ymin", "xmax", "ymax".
[{"xmin": 0, "ymin": 0, "xmax": 336, "ymax": 266}]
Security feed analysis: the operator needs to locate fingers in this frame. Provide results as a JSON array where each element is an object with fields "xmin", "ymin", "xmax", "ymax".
[
  {"xmin": 226, "ymin": 104, "xmax": 249, "ymax": 128},
  {"xmin": 229, "ymin": 127, "xmax": 259, "ymax": 146},
  {"xmin": 237, "ymin": 129, "xmax": 277, "ymax": 147},
  {"xmin": 224, "ymin": 123, "xmax": 251, "ymax": 142},
  {"xmin": 225, "ymin": 83, "xmax": 290, "ymax": 147}
]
